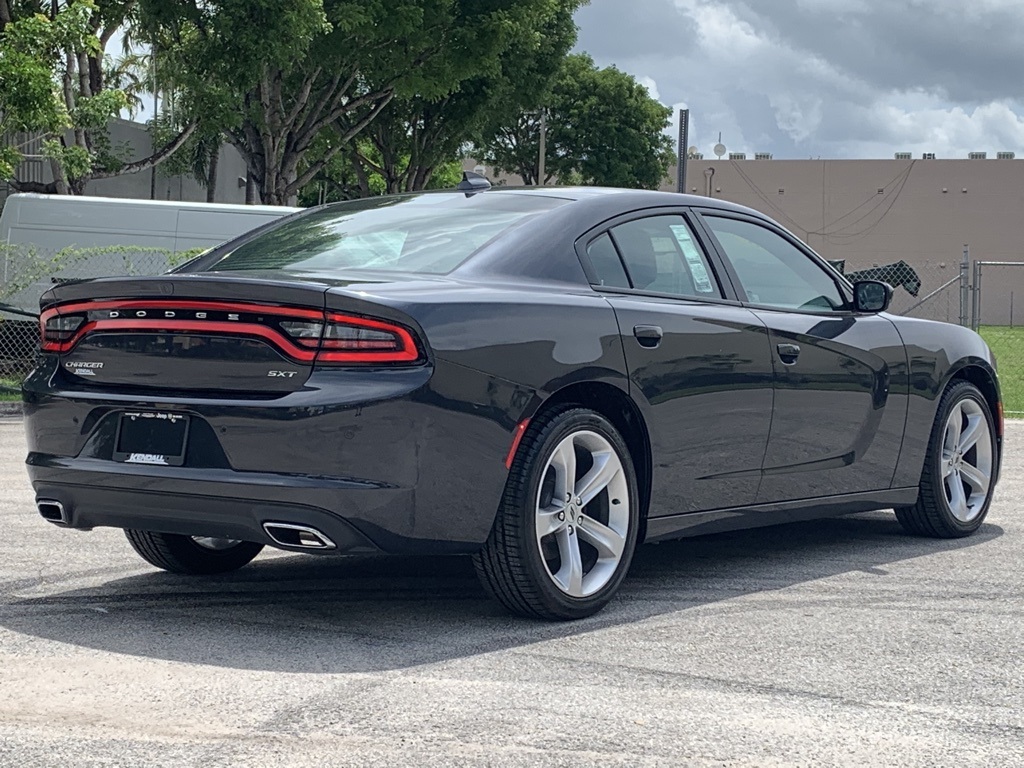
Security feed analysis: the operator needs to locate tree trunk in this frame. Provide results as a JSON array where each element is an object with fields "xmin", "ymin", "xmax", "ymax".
[
  {"xmin": 47, "ymin": 151, "xmax": 69, "ymax": 195},
  {"xmin": 245, "ymin": 176, "xmax": 258, "ymax": 205},
  {"xmin": 351, "ymin": 150, "xmax": 372, "ymax": 198},
  {"xmin": 409, "ymin": 165, "xmax": 434, "ymax": 191},
  {"xmin": 206, "ymin": 144, "xmax": 219, "ymax": 203},
  {"xmin": 228, "ymin": 67, "xmax": 395, "ymax": 207}
]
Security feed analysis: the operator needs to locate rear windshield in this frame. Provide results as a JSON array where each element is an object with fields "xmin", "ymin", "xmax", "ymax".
[{"xmin": 203, "ymin": 193, "xmax": 567, "ymax": 275}]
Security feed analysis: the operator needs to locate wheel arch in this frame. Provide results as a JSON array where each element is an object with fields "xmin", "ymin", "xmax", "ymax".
[
  {"xmin": 531, "ymin": 381, "xmax": 653, "ymax": 541},
  {"xmin": 946, "ymin": 359, "xmax": 1003, "ymax": 440}
]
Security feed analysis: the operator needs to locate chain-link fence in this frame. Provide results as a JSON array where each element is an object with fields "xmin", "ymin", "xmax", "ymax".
[
  {"xmin": 830, "ymin": 247, "xmax": 970, "ymax": 324},
  {"xmin": 0, "ymin": 243, "xmax": 194, "ymax": 398},
  {"xmin": 972, "ymin": 261, "xmax": 1024, "ymax": 417},
  {"xmin": 0, "ymin": 303, "xmax": 36, "ymax": 401}
]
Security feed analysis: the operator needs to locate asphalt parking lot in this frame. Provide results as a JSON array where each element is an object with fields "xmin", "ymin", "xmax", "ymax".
[{"xmin": 0, "ymin": 417, "xmax": 1021, "ymax": 767}]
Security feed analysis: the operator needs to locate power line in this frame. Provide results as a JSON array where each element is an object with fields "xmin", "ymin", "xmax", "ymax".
[
  {"xmin": 730, "ymin": 161, "xmax": 809, "ymax": 235},
  {"xmin": 807, "ymin": 163, "xmax": 917, "ymax": 236},
  {"xmin": 722, "ymin": 157, "xmax": 917, "ymax": 245},
  {"xmin": 822, "ymin": 161, "xmax": 916, "ymax": 243},
  {"xmin": 822, "ymin": 163, "xmax": 914, "ymax": 237}
]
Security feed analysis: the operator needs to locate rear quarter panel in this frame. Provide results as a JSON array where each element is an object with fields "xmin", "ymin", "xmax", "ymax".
[{"xmin": 326, "ymin": 282, "xmax": 630, "ymax": 542}]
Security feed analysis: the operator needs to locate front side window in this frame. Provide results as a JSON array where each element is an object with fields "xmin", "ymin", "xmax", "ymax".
[
  {"xmin": 204, "ymin": 193, "xmax": 567, "ymax": 275},
  {"xmin": 608, "ymin": 215, "xmax": 722, "ymax": 299},
  {"xmin": 703, "ymin": 216, "xmax": 846, "ymax": 312}
]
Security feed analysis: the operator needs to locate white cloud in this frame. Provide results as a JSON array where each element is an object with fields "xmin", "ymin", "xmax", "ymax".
[
  {"xmin": 573, "ymin": 0, "xmax": 1024, "ymax": 159},
  {"xmin": 637, "ymin": 76, "xmax": 662, "ymax": 101},
  {"xmin": 769, "ymin": 94, "xmax": 823, "ymax": 143}
]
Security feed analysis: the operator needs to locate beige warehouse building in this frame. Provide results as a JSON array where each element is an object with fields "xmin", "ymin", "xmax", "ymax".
[
  {"xmin": 664, "ymin": 156, "xmax": 1024, "ymax": 326},
  {"xmin": 469, "ymin": 154, "xmax": 1024, "ymax": 325}
]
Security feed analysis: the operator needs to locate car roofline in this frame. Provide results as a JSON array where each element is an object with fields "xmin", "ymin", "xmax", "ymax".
[{"xmin": 308, "ymin": 185, "xmax": 769, "ymax": 218}]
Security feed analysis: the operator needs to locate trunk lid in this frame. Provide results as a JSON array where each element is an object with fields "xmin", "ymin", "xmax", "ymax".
[{"xmin": 42, "ymin": 274, "xmax": 334, "ymax": 395}]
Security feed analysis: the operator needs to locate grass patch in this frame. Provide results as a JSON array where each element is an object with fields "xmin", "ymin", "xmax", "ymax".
[
  {"xmin": 0, "ymin": 377, "xmax": 21, "ymax": 402},
  {"xmin": 979, "ymin": 326, "xmax": 1024, "ymax": 417}
]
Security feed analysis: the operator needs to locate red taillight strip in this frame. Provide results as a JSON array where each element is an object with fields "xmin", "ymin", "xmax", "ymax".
[
  {"xmin": 40, "ymin": 300, "xmax": 324, "ymax": 360},
  {"xmin": 42, "ymin": 319, "xmax": 319, "ymax": 360},
  {"xmin": 40, "ymin": 300, "xmax": 424, "ymax": 365},
  {"xmin": 317, "ymin": 312, "xmax": 421, "ymax": 364}
]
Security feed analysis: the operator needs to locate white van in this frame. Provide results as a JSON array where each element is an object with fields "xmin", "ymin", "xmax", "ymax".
[{"xmin": 0, "ymin": 194, "xmax": 300, "ymax": 310}]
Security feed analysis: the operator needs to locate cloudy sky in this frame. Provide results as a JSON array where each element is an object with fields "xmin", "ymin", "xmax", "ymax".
[{"xmin": 574, "ymin": 0, "xmax": 1024, "ymax": 160}]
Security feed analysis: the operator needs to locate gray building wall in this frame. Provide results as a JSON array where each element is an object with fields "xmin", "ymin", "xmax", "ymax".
[{"xmin": 1, "ymin": 118, "xmax": 249, "ymax": 208}]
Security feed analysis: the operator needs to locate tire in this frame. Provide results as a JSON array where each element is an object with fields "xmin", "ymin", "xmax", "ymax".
[
  {"xmin": 894, "ymin": 381, "xmax": 998, "ymax": 538},
  {"xmin": 473, "ymin": 407, "xmax": 641, "ymax": 621},
  {"xmin": 124, "ymin": 530, "xmax": 264, "ymax": 575}
]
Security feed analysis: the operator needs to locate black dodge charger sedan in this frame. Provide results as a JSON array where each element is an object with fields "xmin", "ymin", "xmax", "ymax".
[{"xmin": 23, "ymin": 182, "xmax": 1003, "ymax": 620}]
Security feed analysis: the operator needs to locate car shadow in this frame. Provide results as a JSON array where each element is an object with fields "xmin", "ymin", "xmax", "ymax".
[{"xmin": 0, "ymin": 511, "xmax": 1003, "ymax": 673}]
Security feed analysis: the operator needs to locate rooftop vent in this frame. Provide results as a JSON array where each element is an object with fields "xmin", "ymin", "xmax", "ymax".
[
  {"xmin": 922, "ymin": 152, "xmax": 936, "ymax": 160},
  {"xmin": 687, "ymin": 151, "xmax": 704, "ymax": 160},
  {"xmin": 754, "ymin": 152, "xmax": 773, "ymax": 160},
  {"xmin": 968, "ymin": 152, "xmax": 988, "ymax": 160},
  {"xmin": 998, "ymin": 151, "xmax": 1016, "ymax": 160},
  {"xmin": 895, "ymin": 152, "xmax": 912, "ymax": 160},
  {"xmin": 729, "ymin": 152, "xmax": 747, "ymax": 160}
]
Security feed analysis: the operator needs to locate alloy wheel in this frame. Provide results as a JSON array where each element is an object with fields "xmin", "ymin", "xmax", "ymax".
[
  {"xmin": 940, "ymin": 398, "xmax": 993, "ymax": 522},
  {"xmin": 534, "ymin": 430, "xmax": 630, "ymax": 598}
]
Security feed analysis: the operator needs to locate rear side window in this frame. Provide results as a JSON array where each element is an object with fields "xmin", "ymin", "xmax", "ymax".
[
  {"xmin": 204, "ymin": 193, "xmax": 567, "ymax": 275},
  {"xmin": 586, "ymin": 233, "xmax": 630, "ymax": 288},
  {"xmin": 610, "ymin": 215, "xmax": 722, "ymax": 299}
]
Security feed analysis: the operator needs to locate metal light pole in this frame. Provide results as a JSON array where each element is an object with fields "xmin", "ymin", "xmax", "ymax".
[
  {"xmin": 960, "ymin": 244, "xmax": 970, "ymax": 327},
  {"xmin": 150, "ymin": 44, "xmax": 158, "ymax": 200},
  {"xmin": 538, "ymin": 112, "xmax": 547, "ymax": 186},
  {"xmin": 677, "ymin": 108, "xmax": 689, "ymax": 194}
]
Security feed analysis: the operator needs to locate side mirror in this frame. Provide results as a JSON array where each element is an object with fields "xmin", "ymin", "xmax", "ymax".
[{"xmin": 853, "ymin": 280, "xmax": 893, "ymax": 313}]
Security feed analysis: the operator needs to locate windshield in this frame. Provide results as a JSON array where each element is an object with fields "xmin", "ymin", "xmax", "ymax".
[{"xmin": 203, "ymin": 193, "xmax": 567, "ymax": 275}]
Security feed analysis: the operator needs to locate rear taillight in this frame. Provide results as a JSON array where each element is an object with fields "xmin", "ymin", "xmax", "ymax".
[
  {"xmin": 279, "ymin": 320, "xmax": 325, "ymax": 349},
  {"xmin": 316, "ymin": 313, "xmax": 421, "ymax": 364},
  {"xmin": 40, "ymin": 310, "xmax": 85, "ymax": 352},
  {"xmin": 38, "ymin": 301, "xmax": 423, "ymax": 365}
]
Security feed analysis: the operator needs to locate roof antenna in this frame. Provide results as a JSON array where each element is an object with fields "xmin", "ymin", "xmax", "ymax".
[{"xmin": 457, "ymin": 170, "xmax": 491, "ymax": 195}]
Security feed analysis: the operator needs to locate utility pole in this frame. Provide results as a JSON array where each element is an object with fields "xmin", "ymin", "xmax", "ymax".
[
  {"xmin": 677, "ymin": 108, "xmax": 690, "ymax": 194},
  {"xmin": 537, "ymin": 112, "xmax": 547, "ymax": 186},
  {"xmin": 150, "ymin": 44, "xmax": 158, "ymax": 200}
]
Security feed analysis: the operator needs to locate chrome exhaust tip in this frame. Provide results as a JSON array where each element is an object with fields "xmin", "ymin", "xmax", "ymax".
[
  {"xmin": 262, "ymin": 522, "xmax": 336, "ymax": 550},
  {"xmin": 37, "ymin": 499, "xmax": 69, "ymax": 525}
]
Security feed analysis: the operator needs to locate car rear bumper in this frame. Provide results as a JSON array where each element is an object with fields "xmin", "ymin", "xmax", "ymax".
[
  {"xmin": 27, "ymin": 456, "xmax": 421, "ymax": 553},
  {"xmin": 23, "ymin": 356, "xmax": 532, "ymax": 554},
  {"xmin": 29, "ymin": 474, "xmax": 382, "ymax": 554}
]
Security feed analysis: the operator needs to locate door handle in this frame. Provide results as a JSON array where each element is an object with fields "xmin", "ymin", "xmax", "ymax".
[
  {"xmin": 777, "ymin": 343, "xmax": 801, "ymax": 365},
  {"xmin": 633, "ymin": 325, "xmax": 663, "ymax": 348}
]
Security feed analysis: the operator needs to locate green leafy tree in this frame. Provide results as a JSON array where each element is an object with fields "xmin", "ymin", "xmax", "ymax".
[
  {"xmin": 0, "ymin": 1, "xmax": 96, "ymax": 183},
  {"xmin": 0, "ymin": 0, "xmax": 198, "ymax": 194},
  {"xmin": 345, "ymin": 0, "xmax": 584, "ymax": 195},
  {"xmin": 477, "ymin": 53, "xmax": 675, "ymax": 189},
  {"xmin": 296, "ymin": 134, "xmax": 462, "ymax": 205},
  {"xmin": 140, "ymin": 0, "xmax": 586, "ymax": 206}
]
